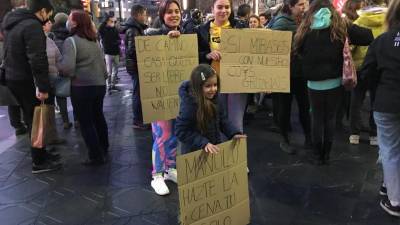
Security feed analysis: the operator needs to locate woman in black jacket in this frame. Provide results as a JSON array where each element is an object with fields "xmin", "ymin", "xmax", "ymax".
[
  {"xmin": 270, "ymin": 0, "xmax": 311, "ymax": 155},
  {"xmin": 362, "ymin": 0, "xmax": 400, "ymax": 217},
  {"xmin": 196, "ymin": 0, "xmax": 248, "ymax": 135},
  {"xmin": 294, "ymin": 0, "xmax": 373, "ymax": 165}
]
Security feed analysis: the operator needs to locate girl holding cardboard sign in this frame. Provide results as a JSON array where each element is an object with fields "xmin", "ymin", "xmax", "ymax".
[
  {"xmin": 196, "ymin": 0, "xmax": 248, "ymax": 134},
  {"xmin": 176, "ymin": 64, "xmax": 246, "ymax": 154},
  {"xmin": 146, "ymin": 0, "xmax": 183, "ymax": 196}
]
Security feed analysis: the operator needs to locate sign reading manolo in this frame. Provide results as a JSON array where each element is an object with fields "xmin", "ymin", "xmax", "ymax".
[{"xmin": 177, "ymin": 139, "xmax": 250, "ymax": 225}]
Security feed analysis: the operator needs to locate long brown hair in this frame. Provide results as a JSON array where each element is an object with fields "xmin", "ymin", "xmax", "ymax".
[
  {"xmin": 70, "ymin": 10, "xmax": 97, "ymax": 42},
  {"xmin": 386, "ymin": 0, "xmax": 400, "ymax": 30},
  {"xmin": 190, "ymin": 64, "xmax": 219, "ymax": 134},
  {"xmin": 294, "ymin": 0, "xmax": 347, "ymax": 52},
  {"xmin": 342, "ymin": 0, "xmax": 364, "ymax": 21}
]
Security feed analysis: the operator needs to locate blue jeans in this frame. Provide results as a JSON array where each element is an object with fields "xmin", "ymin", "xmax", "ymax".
[
  {"xmin": 374, "ymin": 111, "xmax": 400, "ymax": 204},
  {"xmin": 130, "ymin": 72, "xmax": 143, "ymax": 125}
]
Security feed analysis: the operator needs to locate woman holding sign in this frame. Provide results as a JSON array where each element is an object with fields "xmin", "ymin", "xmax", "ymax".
[
  {"xmin": 145, "ymin": 0, "xmax": 183, "ymax": 196},
  {"xmin": 196, "ymin": 0, "xmax": 248, "ymax": 134}
]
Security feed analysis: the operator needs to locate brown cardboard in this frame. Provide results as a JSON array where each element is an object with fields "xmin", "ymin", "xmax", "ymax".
[
  {"xmin": 177, "ymin": 139, "xmax": 247, "ymax": 186},
  {"xmin": 135, "ymin": 34, "xmax": 199, "ymax": 123},
  {"xmin": 219, "ymin": 29, "xmax": 292, "ymax": 93},
  {"xmin": 177, "ymin": 139, "xmax": 250, "ymax": 225}
]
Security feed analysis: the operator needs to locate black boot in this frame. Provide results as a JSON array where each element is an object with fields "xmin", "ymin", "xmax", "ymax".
[
  {"xmin": 323, "ymin": 141, "xmax": 333, "ymax": 165},
  {"xmin": 280, "ymin": 135, "xmax": 295, "ymax": 154},
  {"xmin": 309, "ymin": 142, "xmax": 323, "ymax": 165},
  {"xmin": 304, "ymin": 133, "xmax": 312, "ymax": 150}
]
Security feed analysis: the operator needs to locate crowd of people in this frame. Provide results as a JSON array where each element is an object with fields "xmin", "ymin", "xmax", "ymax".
[{"xmin": 0, "ymin": 0, "xmax": 400, "ymax": 218}]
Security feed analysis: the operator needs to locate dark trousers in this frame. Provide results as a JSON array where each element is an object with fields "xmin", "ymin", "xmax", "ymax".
[
  {"xmin": 8, "ymin": 105, "xmax": 24, "ymax": 129},
  {"xmin": 71, "ymin": 85, "xmax": 109, "ymax": 161},
  {"xmin": 55, "ymin": 96, "xmax": 70, "ymax": 123},
  {"xmin": 272, "ymin": 93, "xmax": 279, "ymax": 126},
  {"xmin": 349, "ymin": 76, "xmax": 377, "ymax": 136},
  {"xmin": 130, "ymin": 72, "xmax": 143, "ymax": 125},
  {"xmin": 309, "ymin": 87, "xmax": 342, "ymax": 148},
  {"xmin": 7, "ymin": 81, "xmax": 47, "ymax": 164},
  {"xmin": 277, "ymin": 78, "xmax": 311, "ymax": 142}
]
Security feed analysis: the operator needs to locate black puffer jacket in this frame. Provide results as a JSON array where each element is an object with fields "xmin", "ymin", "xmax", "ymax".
[
  {"xmin": 362, "ymin": 28, "xmax": 400, "ymax": 113},
  {"xmin": 298, "ymin": 24, "xmax": 373, "ymax": 81},
  {"xmin": 196, "ymin": 19, "xmax": 248, "ymax": 64},
  {"xmin": 175, "ymin": 81, "xmax": 240, "ymax": 154},
  {"xmin": 98, "ymin": 24, "xmax": 120, "ymax": 55},
  {"xmin": 2, "ymin": 8, "xmax": 49, "ymax": 92},
  {"xmin": 122, "ymin": 17, "xmax": 147, "ymax": 74}
]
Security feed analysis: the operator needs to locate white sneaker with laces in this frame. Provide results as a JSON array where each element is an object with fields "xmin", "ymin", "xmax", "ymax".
[
  {"xmin": 164, "ymin": 168, "xmax": 177, "ymax": 184},
  {"xmin": 369, "ymin": 136, "xmax": 378, "ymax": 146},
  {"xmin": 349, "ymin": 135, "xmax": 360, "ymax": 145},
  {"xmin": 151, "ymin": 174, "xmax": 170, "ymax": 196}
]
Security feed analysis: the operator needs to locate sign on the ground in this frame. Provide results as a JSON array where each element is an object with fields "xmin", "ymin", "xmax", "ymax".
[
  {"xmin": 220, "ymin": 29, "xmax": 292, "ymax": 93},
  {"xmin": 177, "ymin": 139, "xmax": 250, "ymax": 225},
  {"xmin": 135, "ymin": 34, "xmax": 198, "ymax": 123}
]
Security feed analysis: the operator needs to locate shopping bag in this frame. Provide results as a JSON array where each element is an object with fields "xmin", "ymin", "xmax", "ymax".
[
  {"xmin": 342, "ymin": 37, "xmax": 357, "ymax": 90},
  {"xmin": 31, "ymin": 103, "xmax": 53, "ymax": 148}
]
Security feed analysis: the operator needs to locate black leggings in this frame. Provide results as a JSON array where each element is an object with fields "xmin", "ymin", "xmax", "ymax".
[
  {"xmin": 309, "ymin": 87, "xmax": 342, "ymax": 146},
  {"xmin": 277, "ymin": 78, "xmax": 311, "ymax": 142}
]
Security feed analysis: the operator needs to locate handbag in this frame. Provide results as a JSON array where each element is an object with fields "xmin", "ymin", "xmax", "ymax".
[
  {"xmin": 53, "ymin": 36, "xmax": 77, "ymax": 97},
  {"xmin": 54, "ymin": 76, "xmax": 71, "ymax": 97},
  {"xmin": 342, "ymin": 37, "xmax": 357, "ymax": 90},
  {"xmin": 31, "ymin": 102, "xmax": 54, "ymax": 148}
]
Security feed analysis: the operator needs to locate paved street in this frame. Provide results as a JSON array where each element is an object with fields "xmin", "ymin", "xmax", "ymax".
[{"xmin": 0, "ymin": 70, "xmax": 398, "ymax": 225}]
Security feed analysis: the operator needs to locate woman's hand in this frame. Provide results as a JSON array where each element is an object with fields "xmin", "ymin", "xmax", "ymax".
[
  {"xmin": 206, "ymin": 50, "xmax": 222, "ymax": 61},
  {"xmin": 204, "ymin": 143, "xmax": 220, "ymax": 154},
  {"xmin": 233, "ymin": 134, "xmax": 247, "ymax": 139},
  {"xmin": 168, "ymin": 30, "xmax": 181, "ymax": 38}
]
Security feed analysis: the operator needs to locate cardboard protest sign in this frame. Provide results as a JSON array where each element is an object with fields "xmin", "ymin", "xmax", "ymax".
[
  {"xmin": 177, "ymin": 139, "xmax": 250, "ymax": 225},
  {"xmin": 220, "ymin": 29, "xmax": 292, "ymax": 93},
  {"xmin": 135, "ymin": 34, "xmax": 198, "ymax": 123}
]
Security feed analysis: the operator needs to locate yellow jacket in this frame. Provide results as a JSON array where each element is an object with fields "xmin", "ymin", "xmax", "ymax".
[{"xmin": 352, "ymin": 7, "xmax": 387, "ymax": 70}]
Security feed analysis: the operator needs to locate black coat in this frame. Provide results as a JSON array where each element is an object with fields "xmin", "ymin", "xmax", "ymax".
[
  {"xmin": 123, "ymin": 17, "xmax": 147, "ymax": 74},
  {"xmin": 298, "ymin": 24, "xmax": 373, "ymax": 81},
  {"xmin": 175, "ymin": 81, "xmax": 240, "ymax": 154},
  {"xmin": 196, "ymin": 19, "xmax": 248, "ymax": 64},
  {"xmin": 2, "ymin": 8, "xmax": 50, "ymax": 92},
  {"xmin": 98, "ymin": 25, "xmax": 121, "ymax": 55},
  {"xmin": 362, "ymin": 28, "xmax": 400, "ymax": 113}
]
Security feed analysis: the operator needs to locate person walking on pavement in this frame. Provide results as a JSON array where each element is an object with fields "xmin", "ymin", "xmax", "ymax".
[
  {"xmin": 362, "ymin": 0, "xmax": 400, "ymax": 217},
  {"xmin": 58, "ymin": 10, "xmax": 109, "ymax": 166},
  {"xmin": 98, "ymin": 14, "xmax": 121, "ymax": 93},
  {"xmin": 1, "ymin": 0, "xmax": 27, "ymax": 136},
  {"xmin": 123, "ymin": 4, "xmax": 148, "ymax": 129},
  {"xmin": 2, "ymin": 0, "xmax": 62, "ymax": 173}
]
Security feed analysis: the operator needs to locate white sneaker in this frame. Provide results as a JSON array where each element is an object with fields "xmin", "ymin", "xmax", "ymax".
[
  {"xmin": 151, "ymin": 174, "xmax": 170, "ymax": 196},
  {"xmin": 164, "ymin": 168, "xmax": 177, "ymax": 184},
  {"xmin": 349, "ymin": 135, "xmax": 360, "ymax": 145},
  {"xmin": 369, "ymin": 136, "xmax": 378, "ymax": 146}
]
